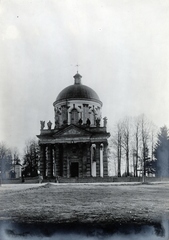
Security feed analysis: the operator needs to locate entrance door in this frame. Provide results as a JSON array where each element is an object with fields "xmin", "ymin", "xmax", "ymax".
[{"xmin": 70, "ymin": 162, "xmax": 79, "ymax": 177}]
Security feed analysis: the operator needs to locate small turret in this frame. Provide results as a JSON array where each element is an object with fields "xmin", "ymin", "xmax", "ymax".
[{"xmin": 73, "ymin": 72, "xmax": 82, "ymax": 85}]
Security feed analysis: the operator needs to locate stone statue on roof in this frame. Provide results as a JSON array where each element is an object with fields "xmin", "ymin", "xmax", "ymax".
[
  {"xmin": 47, "ymin": 121, "xmax": 52, "ymax": 130},
  {"xmin": 40, "ymin": 121, "xmax": 45, "ymax": 130}
]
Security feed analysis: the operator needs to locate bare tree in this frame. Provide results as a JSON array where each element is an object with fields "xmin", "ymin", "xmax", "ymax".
[
  {"xmin": 12, "ymin": 148, "xmax": 20, "ymax": 164},
  {"xmin": 107, "ymin": 141, "xmax": 117, "ymax": 176},
  {"xmin": 22, "ymin": 139, "xmax": 39, "ymax": 177},
  {"xmin": 121, "ymin": 118, "xmax": 130, "ymax": 176},
  {"xmin": 111, "ymin": 122, "xmax": 123, "ymax": 177},
  {"xmin": 147, "ymin": 123, "xmax": 157, "ymax": 176},
  {"xmin": 0, "ymin": 142, "xmax": 13, "ymax": 178},
  {"xmin": 12, "ymin": 147, "xmax": 21, "ymax": 176},
  {"xmin": 139, "ymin": 115, "xmax": 151, "ymax": 180},
  {"xmin": 110, "ymin": 115, "xmax": 156, "ymax": 178},
  {"xmin": 131, "ymin": 117, "xmax": 142, "ymax": 177}
]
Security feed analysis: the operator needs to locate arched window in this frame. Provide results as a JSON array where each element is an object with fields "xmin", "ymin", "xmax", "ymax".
[{"xmin": 71, "ymin": 109, "xmax": 79, "ymax": 124}]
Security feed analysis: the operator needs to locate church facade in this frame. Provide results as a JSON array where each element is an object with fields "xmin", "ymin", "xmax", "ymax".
[{"xmin": 37, "ymin": 72, "xmax": 110, "ymax": 179}]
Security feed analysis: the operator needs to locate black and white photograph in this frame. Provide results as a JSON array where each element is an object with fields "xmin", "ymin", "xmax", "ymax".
[{"xmin": 0, "ymin": 0, "xmax": 169, "ymax": 239}]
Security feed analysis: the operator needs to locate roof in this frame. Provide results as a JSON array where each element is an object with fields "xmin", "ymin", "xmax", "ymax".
[
  {"xmin": 54, "ymin": 72, "xmax": 102, "ymax": 105},
  {"xmin": 37, "ymin": 124, "xmax": 110, "ymax": 143}
]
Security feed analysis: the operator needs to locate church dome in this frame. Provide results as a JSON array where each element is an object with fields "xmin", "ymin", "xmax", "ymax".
[{"xmin": 55, "ymin": 73, "xmax": 102, "ymax": 105}]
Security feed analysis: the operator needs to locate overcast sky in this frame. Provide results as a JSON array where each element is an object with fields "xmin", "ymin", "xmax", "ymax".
[{"xmin": 0, "ymin": 0, "xmax": 169, "ymax": 155}]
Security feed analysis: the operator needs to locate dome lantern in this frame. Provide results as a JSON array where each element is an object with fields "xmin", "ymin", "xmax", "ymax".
[{"xmin": 73, "ymin": 72, "xmax": 82, "ymax": 85}]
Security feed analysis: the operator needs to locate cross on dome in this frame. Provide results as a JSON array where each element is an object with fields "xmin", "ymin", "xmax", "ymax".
[{"xmin": 76, "ymin": 64, "xmax": 80, "ymax": 73}]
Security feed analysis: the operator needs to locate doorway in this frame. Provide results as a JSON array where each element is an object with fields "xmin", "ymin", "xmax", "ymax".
[{"xmin": 70, "ymin": 162, "xmax": 79, "ymax": 177}]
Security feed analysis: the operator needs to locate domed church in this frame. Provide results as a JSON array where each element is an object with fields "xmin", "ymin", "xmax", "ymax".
[{"xmin": 37, "ymin": 72, "xmax": 110, "ymax": 180}]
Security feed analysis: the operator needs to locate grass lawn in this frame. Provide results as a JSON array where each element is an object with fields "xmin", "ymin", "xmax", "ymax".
[{"xmin": 0, "ymin": 182, "xmax": 168, "ymax": 225}]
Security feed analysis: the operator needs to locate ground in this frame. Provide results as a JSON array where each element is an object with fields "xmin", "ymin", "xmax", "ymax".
[{"xmin": 0, "ymin": 182, "xmax": 168, "ymax": 225}]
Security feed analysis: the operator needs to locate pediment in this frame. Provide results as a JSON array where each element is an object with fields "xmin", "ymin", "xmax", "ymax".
[
  {"xmin": 62, "ymin": 128, "xmax": 82, "ymax": 135},
  {"xmin": 53, "ymin": 125, "xmax": 91, "ymax": 138}
]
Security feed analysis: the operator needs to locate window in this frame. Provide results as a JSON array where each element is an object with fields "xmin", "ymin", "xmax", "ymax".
[{"xmin": 71, "ymin": 109, "xmax": 78, "ymax": 124}]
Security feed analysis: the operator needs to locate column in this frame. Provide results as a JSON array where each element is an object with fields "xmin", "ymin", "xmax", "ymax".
[
  {"xmin": 82, "ymin": 144, "xmax": 87, "ymax": 177},
  {"xmin": 78, "ymin": 143, "xmax": 83, "ymax": 178},
  {"xmin": 54, "ymin": 144, "xmax": 60, "ymax": 177},
  {"xmin": 96, "ymin": 143, "xmax": 100, "ymax": 177},
  {"xmin": 103, "ymin": 142, "xmax": 108, "ymax": 177},
  {"xmin": 47, "ymin": 145, "xmax": 53, "ymax": 178},
  {"xmin": 40, "ymin": 145, "xmax": 46, "ymax": 177},
  {"xmin": 63, "ymin": 144, "xmax": 67, "ymax": 177},
  {"xmin": 86, "ymin": 143, "xmax": 91, "ymax": 177},
  {"xmin": 100, "ymin": 144, "xmax": 103, "ymax": 177},
  {"xmin": 67, "ymin": 156, "xmax": 70, "ymax": 178},
  {"xmin": 82, "ymin": 155, "xmax": 87, "ymax": 177}
]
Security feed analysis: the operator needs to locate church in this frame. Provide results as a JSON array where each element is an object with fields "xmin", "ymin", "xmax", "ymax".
[{"xmin": 37, "ymin": 72, "xmax": 110, "ymax": 179}]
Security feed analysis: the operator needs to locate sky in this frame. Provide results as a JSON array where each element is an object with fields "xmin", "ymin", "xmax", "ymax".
[{"xmin": 0, "ymin": 0, "xmax": 169, "ymax": 155}]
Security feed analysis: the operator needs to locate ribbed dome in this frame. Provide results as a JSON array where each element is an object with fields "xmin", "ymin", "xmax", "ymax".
[{"xmin": 55, "ymin": 73, "xmax": 102, "ymax": 105}]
